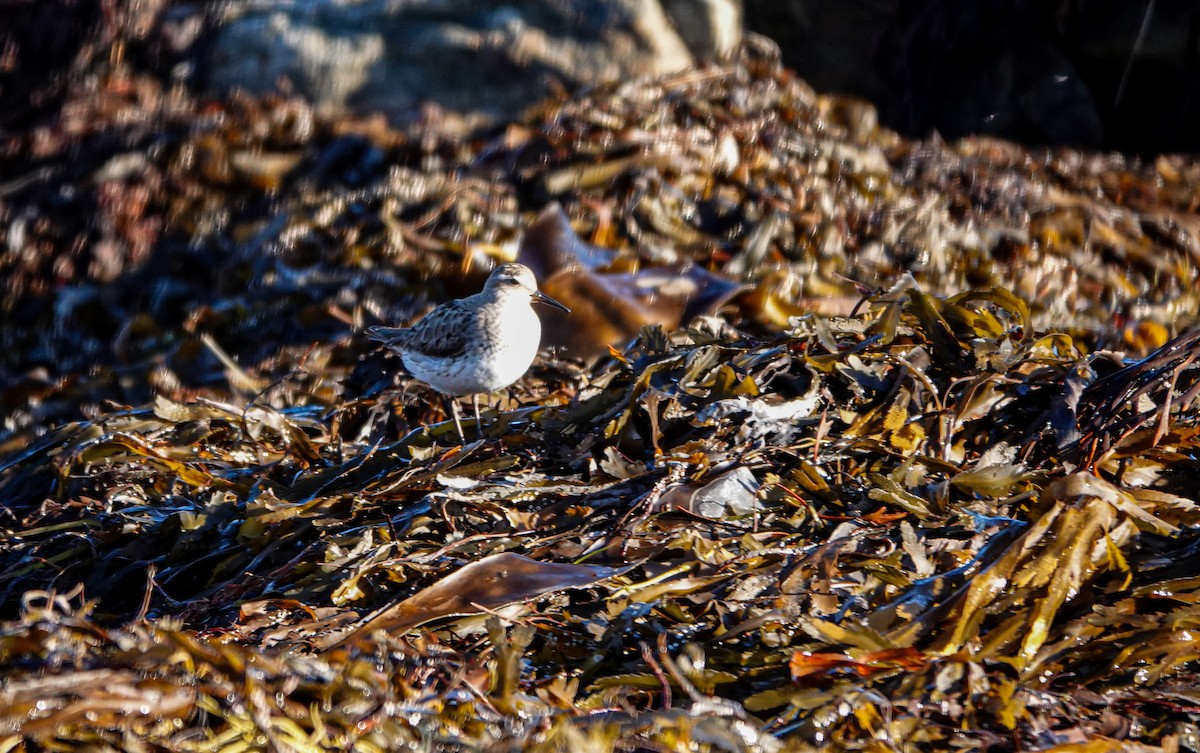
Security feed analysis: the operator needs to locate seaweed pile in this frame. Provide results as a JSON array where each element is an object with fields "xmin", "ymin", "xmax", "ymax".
[{"xmin": 4, "ymin": 40, "xmax": 1200, "ymax": 752}]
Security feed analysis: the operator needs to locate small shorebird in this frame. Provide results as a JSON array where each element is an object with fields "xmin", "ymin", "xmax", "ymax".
[{"xmin": 367, "ymin": 263, "xmax": 570, "ymax": 441}]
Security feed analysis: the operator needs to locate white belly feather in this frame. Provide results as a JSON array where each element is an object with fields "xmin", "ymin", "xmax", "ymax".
[{"xmin": 402, "ymin": 300, "xmax": 542, "ymax": 396}]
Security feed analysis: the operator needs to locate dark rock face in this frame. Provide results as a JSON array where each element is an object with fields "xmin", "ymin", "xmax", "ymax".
[
  {"xmin": 872, "ymin": 0, "xmax": 1102, "ymax": 148},
  {"xmin": 203, "ymin": 0, "xmax": 740, "ymax": 123},
  {"xmin": 743, "ymin": 0, "xmax": 1200, "ymax": 155},
  {"xmin": 1061, "ymin": 0, "xmax": 1200, "ymax": 155}
]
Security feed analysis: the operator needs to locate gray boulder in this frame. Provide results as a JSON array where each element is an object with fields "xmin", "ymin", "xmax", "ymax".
[{"xmin": 205, "ymin": 0, "xmax": 742, "ymax": 122}]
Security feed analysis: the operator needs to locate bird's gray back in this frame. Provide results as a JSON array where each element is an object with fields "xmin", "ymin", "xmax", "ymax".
[{"xmin": 375, "ymin": 295, "xmax": 485, "ymax": 359}]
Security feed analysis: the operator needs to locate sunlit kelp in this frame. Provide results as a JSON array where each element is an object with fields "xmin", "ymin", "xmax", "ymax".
[{"xmin": 4, "ymin": 281, "xmax": 1200, "ymax": 751}]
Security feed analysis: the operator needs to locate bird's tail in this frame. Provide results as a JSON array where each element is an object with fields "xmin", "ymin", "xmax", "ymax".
[{"xmin": 366, "ymin": 325, "xmax": 409, "ymax": 347}]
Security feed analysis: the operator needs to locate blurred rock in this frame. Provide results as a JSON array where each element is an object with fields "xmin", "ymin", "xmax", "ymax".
[
  {"xmin": 742, "ymin": 0, "xmax": 1200, "ymax": 155},
  {"xmin": 1061, "ymin": 0, "xmax": 1200, "ymax": 154},
  {"xmin": 661, "ymin": 0, "xmax": 742, "ymax": 63},
  {"xmin": 204, "ymin": 0, "xmax": 737, "ymax": 122},
  {"xmin": 743, "ymin": 0, "xmax": 1101, "ymax": 148},
  {"xmin": 871, "ymin": 0, "xmax": 1102, "ymax": 148}
]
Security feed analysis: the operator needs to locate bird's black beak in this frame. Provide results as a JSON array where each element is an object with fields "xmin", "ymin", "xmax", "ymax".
[{"xmin": 533, "ymin": 290, "xmax": 570, "ymax": 313}]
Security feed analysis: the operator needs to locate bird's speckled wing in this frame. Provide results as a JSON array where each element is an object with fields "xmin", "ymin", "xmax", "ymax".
[{"xmin": 368, "ymin": 298, "xmax": 474, "ymax": 359}]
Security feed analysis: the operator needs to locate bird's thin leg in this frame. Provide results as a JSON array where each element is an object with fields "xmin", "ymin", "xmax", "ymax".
[
  {"xmin": 446, "ymin": 396, "xmax": 466, "ymax": 443},
  {"xmin": 472, "ymin": 393, "xmax": 482, "ymax": 439}
]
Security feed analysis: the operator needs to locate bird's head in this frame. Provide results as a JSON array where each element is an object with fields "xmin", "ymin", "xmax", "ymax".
[{"xmin": 485, "ymin": 263, "xmax": 570, "ymax": 313}]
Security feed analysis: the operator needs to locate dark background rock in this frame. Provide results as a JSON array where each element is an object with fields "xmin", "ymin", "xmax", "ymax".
[{"xmin": 742, "ymin": 0, "xmax": 1200, "ymax": 155}]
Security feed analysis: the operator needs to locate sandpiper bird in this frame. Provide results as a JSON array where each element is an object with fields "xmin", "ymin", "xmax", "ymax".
[{"xmin": 367, "ymin": 263, "xmax": 570, "ymax": 441}]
